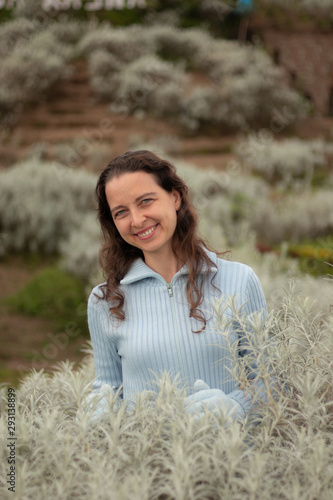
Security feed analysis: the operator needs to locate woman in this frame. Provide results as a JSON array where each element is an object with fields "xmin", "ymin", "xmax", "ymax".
[{"xmin": 84, "ymin": 150, "xmax": 269, "ymax": 423}]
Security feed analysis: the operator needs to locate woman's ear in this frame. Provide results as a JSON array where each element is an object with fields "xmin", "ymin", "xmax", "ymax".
[{"xmin": 172, "ymin": 189, "xmax": 181, "ymax": 211}]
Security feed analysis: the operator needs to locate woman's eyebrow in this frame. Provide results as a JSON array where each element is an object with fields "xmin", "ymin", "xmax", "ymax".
[{"xmin": 111, "ymin": 192, "xmax": 157, "ymax": 214}]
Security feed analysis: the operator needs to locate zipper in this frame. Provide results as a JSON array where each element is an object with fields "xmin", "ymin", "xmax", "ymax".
[{"xmin": 166, "ymin": 282, "xmax": 185, "ymax": 382}]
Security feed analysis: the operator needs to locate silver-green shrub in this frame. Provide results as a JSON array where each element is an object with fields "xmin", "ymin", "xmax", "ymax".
[
  {"xmin": 0, "ymin": 159, "xmax": 96, "ymax": 255},
  {"xmin": 154, "ymin": 29, "xmax": 304, "ymax": 129},
  {"xmin": 51, "ymin": 139, "xmax": 111, "ymax": 171},
  {"xmin": 236, "ymin": 136, "xmax": 328, "ymax": 189},
  {"xmin": 182, "ymin": 40, "xmax": 304, "ymax": 130},
  {"xmin": 78, "ymin": 23, "xmax": 304, "ymax": 131},
  {"xmin": 78, "ymin": 25, "xmax": 155, "ymax": 63},
  {"xmin": 236, "ymin": 134, "xmax": 327, "ymax": 189},
  {"xmin": 1, "ymin": 282, "xmax": 332, "ymax": 499},
  {"xmin": 82, "ymin": 28, "xmax": 188, "ymax": 108},
  {"xmin": 87, "ymin": 49, "xmax": 125, "ymax": 100},
  {"xmin": 28, "ymin": 29, "xmax": 74, "ymax": 62},
  {"xmin": 149, "ymin": 24, "xmax": 212, "ymax": 63},
  {"xmin": 174, "ymin": 152, "xmax": 333, "ymax": 247},
  {"xmin": 0, "ymin": 21, "xmax": 78, "ymax": 113},
  {"xmin": 59, "ymin": 213, "xmax": 101, "ymax": 281},
  {"xmin": 0, "ymin": 18, "xmax": 37, "ymax": 58},
  {"xmin": 0, "ymin": 9, "xmax": 308, "ymax": 130},
  {"xmin": 0, "ymin": 47, "xmax": 65, "ymax": 111},
  {"xmin": 251, "ymin": 189, "xmax": 333, "ymax": 244},
  {"xmin": 150, "ymin": 80, "xmax": 185, "ymax": 117},
  {"xmin": 176, "ymin": 157, "xmax": 268, "ymax": 246},
  {"xmin": 114, "ymin": 55, "xmax": 186, "ymax": 113},
  {"xmin": 46, "ymin": 20, "xmax": 87, "ymax": 45}
]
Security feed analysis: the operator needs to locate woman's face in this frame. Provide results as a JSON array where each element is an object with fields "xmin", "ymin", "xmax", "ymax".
[{"xmin": 105, "ymin": 171, "xmax": 181, "ymax": 262}]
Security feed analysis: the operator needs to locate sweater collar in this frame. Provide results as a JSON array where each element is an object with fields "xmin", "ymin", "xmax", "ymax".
[{"xmin": 120, "ymin": 249, "xmax": 217, "ymax": 285}]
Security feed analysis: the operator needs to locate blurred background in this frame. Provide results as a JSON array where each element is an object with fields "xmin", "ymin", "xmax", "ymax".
[{"xmin": 0, "ymin": 0, "xmax": 333, "ymax": 387}]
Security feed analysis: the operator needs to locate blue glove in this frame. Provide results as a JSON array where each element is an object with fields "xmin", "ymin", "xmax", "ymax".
[
  {"xmin": 76, "ymin": 384, "xmax": 117, "ymax": 425},
  {"xmin": 184, "ymin": 380, "xmax": 245, "ymax": 423}
]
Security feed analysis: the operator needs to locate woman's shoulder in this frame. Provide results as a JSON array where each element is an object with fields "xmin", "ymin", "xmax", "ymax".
[
  {"xmin": 88, "ymin": 282, "xmax": 107, "ymax": 307},
  {"xmin": 206, "ymin": 249, "xmax": 253, "ymax": 277},
  {"xmin": 206, "ymin": 251, "xmax": 260, "ymax": 294},
  {"xmin": 217, "ymin": 256, "xmax": 253, "ymax": 274}
]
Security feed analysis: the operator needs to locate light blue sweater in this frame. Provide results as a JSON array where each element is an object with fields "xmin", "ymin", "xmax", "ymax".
[{"xmin": 87, "ymin": 250, "xmax": 268, "ymax": 415}]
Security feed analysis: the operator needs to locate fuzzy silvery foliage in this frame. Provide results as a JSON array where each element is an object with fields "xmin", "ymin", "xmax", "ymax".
[
  {"xmin": 195, "ymin": 37, "xmax": 302, "ymax": 130},
  {"xmin": 78, "ymin": 25, "xmax": 155, "ymax": 63},
  {"xmin": 59, "ymin": 213, "xmax": 101, "ymax": 280},
  {"xmin": 251, "ymin": 189, "xmax": 333, "ymax": 245},
  {"xmin": 198, "ymin": 39, "xmax": 275, "ymax": 79},
  {"xmin": 0, "ymin": 159, "xmax": 96, "ymax": 255},
  {"xmin": 236, "ymin": 136, "xmax": 328, "ymax": 189},
  {"xmin": 176, "ymin": 157, "xmax": 269, "ymax": 202},
  {"xmin": 0, "ymin": 41, "xmax": 62, "ymax": 111},
  {"xmin": 50, "ymin": 139, "xmax": 111, "ymax": 171},
  {"xmin": 79, "ymin": 23, "xmax": 304, "ymax": 131},
  {"xmin": 230, "ymin": 238, "xmax": 333, "ymax": 315},
  {"xmin": 0, "ymin": 12, "xmax": 306, "ymax": 130},
  {"xmin": 27, "ymin": 29, "xmax": 74, "ymax": 61},
  {"xmin": 181, "ymin": 41, "xmax": 305, "ymax": 131},
  {"xmin": 0, "ymin": 23, "xmax": 77, "ymax": 112},
  {"xmin": 46, "ymin": 20, "xmax": 86, "ymax": 45},
  {"xmin": 150, "ymin": 80, "xmax": 185, "ymax": 117},
  {"xmin": 199, "ymin": 192, "xmax": 252, "ymax": 247},
  {"xmin": 148, "ymin": 24, "xmax": 213, "ymax": 63},
  {"xmin": 175, "ymin": 154, "xmax": 333, "ymax": 248},
  {"xmin": 86, "ymin": 35, "xmax": 187, "ymax": 108},
  {"xmin": 176, "ymin": 158, "xmax": 268, "ymax": 246},
  {"xmin": 1, "ymin": 285, "xmax": 332, "ymax": 500},
  {"xmin": 0, "ymin": 18, "xmax": 37, "ymax": 58},
  {"xmin": 88, "ymin": 49, "xmax": 124, "ymax": 76},
  {"xmin": 0, "ymin": 47, "xmax": 64, "ymax": 109},
  {"xmin": 88, "ymin": 49, "xmax": 124, "ymax": 100},
  {"xmin": 112, "ymin": 55, "xmax": 187, "ymax": 113}
]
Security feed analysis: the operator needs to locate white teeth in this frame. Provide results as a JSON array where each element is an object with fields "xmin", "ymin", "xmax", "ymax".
[{"xmin": 138, "ymin": 225, "xmax": 156, "ymax": 237}]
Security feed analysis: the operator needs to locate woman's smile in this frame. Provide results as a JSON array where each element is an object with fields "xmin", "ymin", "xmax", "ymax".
[{"xmin": 135, "ymin": 224, "xmax": 159, "ymax": 240}]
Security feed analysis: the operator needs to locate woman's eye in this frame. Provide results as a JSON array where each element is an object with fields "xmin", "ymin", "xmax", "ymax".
[
  {"xmin": 115, "ymin": 209, "xmax": 126, "ymax": 218},
  {"xmin": 141, "ymin": 198, "xmax": 152, "ymax": 204}
]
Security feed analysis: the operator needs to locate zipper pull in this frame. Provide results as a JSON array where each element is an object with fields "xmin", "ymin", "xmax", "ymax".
[{"xmin": 167, "ymin": 283, "xmax": 173, "ymax": 297}]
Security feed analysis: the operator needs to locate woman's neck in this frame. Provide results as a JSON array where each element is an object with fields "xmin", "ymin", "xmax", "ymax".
[{"xmin": 144, "ymin": 251, "xmax": 182, "ymax": 283}]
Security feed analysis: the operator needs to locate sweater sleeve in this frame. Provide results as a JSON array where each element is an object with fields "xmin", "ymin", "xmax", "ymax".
[
  {"xmin": 226, "ymin": 267, "xmax": 273, "ymax": 416},
  {"xmin": 87, "ymin": 288, "xmax": 123, "ymax": 396},
  {"xmin": 76, "ymin": 289, "xmax": 123, "ymax": 424}
]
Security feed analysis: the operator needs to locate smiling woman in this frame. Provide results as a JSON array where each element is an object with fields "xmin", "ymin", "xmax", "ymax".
[
  {"xmin": 79, "ymin": 150, "xmax": 273, "ymax": 425},
  {"xmin": 105, "ymin": 171, "xmax": 181, "ymax": 282}
]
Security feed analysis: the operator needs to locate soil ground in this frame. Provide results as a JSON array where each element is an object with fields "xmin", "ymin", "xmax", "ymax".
[{"xmin": 1, "ymin": 60, "xmax": 333, "ymax": 388}]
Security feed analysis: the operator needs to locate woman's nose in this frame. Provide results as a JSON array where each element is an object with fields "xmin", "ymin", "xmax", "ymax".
[{"xmin": 130, "ymin": 209, "xmax": 146, "ymax": 228}]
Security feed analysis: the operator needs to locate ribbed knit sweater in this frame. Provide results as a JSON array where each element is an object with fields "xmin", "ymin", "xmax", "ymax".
[{"xmin": 88, "ymin": 249, "xmax": 268, "ymax": 415}]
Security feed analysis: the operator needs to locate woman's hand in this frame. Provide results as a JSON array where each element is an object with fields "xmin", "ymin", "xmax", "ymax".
[
  {"xmin": 184, "ymin": 380, "xmax": 245, "ymax": 423},
  {"xmin": 76, "ymin": 384, "xmax": 116, "ymax": 425}
]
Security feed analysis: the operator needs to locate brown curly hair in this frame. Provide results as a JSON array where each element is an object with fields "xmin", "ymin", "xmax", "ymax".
[{"xmin": 95, "ymin": 150, "xmax": 217, "ymax": 332}]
